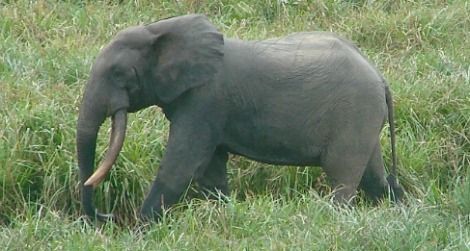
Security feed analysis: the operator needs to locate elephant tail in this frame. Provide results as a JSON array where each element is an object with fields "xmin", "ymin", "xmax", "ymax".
[{"xmin": 385, "ymin": 85, "xmax": 402, "ymax": 199}]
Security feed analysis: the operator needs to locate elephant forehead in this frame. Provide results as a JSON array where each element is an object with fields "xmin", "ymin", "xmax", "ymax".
[
  {"xmin": 113, "ymin": 26, "xmax": 152, "ymax": 48},
  {"xmin": 92, "ymin": 46, "xmax": 140, "ymax": 75}
]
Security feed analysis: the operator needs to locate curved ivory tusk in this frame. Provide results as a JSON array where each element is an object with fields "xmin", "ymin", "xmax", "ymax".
[{"xmin": 84, "ymin": 109, "xmax": 127, "ymax": 188}]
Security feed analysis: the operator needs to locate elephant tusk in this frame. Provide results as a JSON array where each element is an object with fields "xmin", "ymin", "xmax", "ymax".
[{"xmin": 85, "ymin": 109, "xmax": 127, "ymax": 188}]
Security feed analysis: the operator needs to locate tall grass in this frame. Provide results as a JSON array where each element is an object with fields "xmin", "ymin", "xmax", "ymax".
[{"xmin": 1, "ymin": 0, "xmax": 469, "ymax": 249}]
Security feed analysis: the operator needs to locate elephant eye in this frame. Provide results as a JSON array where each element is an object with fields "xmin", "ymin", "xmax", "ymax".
[
  {"xmin": 111, "ymin": 67, "xmax": 126, "ymax": 81},
  {"xmin": 126, "ymin": 66, "xmax": 141, "ymax": 94},
  {"xmin": 132, "ymin": 67, "xmax": 140, "ymax": 83}
]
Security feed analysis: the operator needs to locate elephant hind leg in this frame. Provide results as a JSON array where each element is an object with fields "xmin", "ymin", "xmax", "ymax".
[
  {"xmin": 195, "ymin": 148, "xmax": 229, "ymax": 200},
  {"xmin": 359, "ymin": 143, "xmax": 389, "ymax": 202},
  {"xmin": 322, "ymin": 147, "xmax": 372, "ymax": 204},
  {"xmin": 360, "ymin": 143, "xmax": 403, "ymax": 203},
  {"xmin": 323, "ymin": 159, "xmax": 367, "ymax": 204},
  {"xmin": 321, "ymin": 128, "xmax": 382, "ymax": 204}
]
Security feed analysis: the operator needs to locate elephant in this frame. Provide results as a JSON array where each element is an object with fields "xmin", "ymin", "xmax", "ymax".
[{"xmin": 77, "ymin": 14, "xmax": 404, "ymax": 222}]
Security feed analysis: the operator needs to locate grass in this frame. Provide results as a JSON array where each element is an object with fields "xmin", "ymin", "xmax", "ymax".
[
  {"xmin": 2, "ymin": 197, "xmax": 469, "ymax": 250},
  {"xmin": 1, "ymin": 0, "xmax": 469, "ymax": 249}
]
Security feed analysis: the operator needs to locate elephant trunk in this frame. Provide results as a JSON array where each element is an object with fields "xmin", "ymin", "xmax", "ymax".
[
  {"xmin": 76, "ymin": 101, "xmax": 106, "ymax": 217},
  {"xmin": 77, "ymin": 93, "xmax": 128, "ymax": 219}
]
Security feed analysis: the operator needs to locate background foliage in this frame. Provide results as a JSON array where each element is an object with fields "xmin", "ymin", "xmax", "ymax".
[{"xmin": 0, "ymin": 0, "xmax": 469, "ymax": 249}]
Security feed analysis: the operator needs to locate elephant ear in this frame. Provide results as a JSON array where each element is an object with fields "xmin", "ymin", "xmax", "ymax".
[{"xmin": 146, "ymin": 14, "xmax": 224, "ymax": 104}]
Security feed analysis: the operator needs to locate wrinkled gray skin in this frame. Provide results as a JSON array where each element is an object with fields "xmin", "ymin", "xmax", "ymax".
[{"xmin": 77, "ymin": 14, "xmax": 403, "ymax": 222}]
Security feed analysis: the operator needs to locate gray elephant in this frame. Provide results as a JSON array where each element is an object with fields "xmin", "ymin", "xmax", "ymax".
[{"xmin": 77, "ymin": 14, "xmax": 403, "ymax": 221}]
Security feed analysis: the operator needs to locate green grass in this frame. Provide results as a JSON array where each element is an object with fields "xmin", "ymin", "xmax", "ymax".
[
  {"xmin": 1, "ymin": 0, "xmax": 469, "ymax": 249},
  {"xmin": 2, "ymin": 197, "xmax": 469, "ymax": 250}
]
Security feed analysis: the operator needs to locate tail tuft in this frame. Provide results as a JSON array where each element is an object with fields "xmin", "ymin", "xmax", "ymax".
[{"xmin": 387, "ymin": 175, "xmax": 404, "ymax": 202}]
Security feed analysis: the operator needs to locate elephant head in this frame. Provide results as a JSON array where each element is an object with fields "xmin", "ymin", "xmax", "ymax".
[{"xmin": 76, "ymin": 14, "xmax": 224, "ymax": 220}]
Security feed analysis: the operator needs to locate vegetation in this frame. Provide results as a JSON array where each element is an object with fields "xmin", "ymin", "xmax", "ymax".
[{"xmin": 1, "ymin": 0, "xmax": 469, "ymax": 249}]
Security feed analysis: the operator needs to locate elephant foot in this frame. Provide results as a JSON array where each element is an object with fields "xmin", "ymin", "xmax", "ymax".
[
  {"xmin": 96, "ymin": 212, "xmax": 114, "ymax": 222},
  {"xmin": 139, "ymin": 207, "xmax": 164, "ymax": 223},
  {"xmin": 84, "ymin": 209, "xmax": 114, "ymax": 223}
]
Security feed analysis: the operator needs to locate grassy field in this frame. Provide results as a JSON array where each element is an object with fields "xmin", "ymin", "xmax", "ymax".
[{"xmin": 1, "ymin": 0, "xmax": 469, "ymax": 249}]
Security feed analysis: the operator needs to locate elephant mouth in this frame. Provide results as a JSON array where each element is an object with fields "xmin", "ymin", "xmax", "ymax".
[{"xmin": 84, "ymin": 109, "xmax": 128, "ymax": 188}]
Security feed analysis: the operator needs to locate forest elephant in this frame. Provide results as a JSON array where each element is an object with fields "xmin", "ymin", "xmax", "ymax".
[{"xmin": 76, "ymin": 14, "xmax": 404, "ymax": 222}]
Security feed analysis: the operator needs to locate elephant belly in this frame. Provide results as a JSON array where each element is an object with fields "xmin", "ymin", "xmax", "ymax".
[
  {"xmin": 224, "ymin": 140, "xmax": 323, "ymax": 166},
  {"xmin": 222, "ymin": 123, "xmax": 324, "ymax": 166}
]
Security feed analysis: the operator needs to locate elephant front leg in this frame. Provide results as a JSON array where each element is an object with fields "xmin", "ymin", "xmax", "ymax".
[
  {"xmin": 139, "ymin": 167, "xmax": 191, "ymax": 221},
  {"xmin": 196, "ymin": 148, "xmax": 229, "ymax": 200},
  {"xmin": 139, "ymin": 121, "xmax": 218, "ymax": 221}
]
